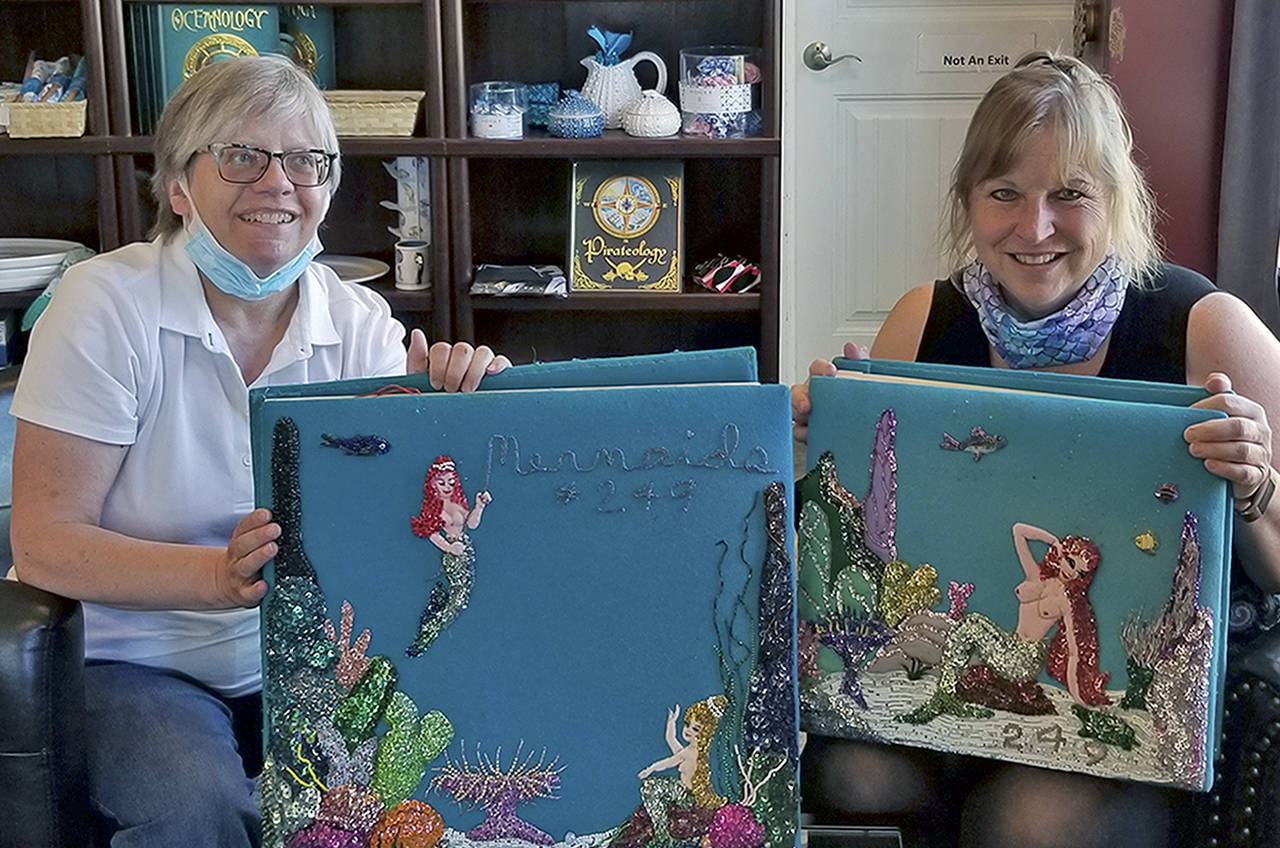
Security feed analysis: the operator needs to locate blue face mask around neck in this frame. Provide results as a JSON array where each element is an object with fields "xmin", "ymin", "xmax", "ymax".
[{"xmin": 180, "ymin": 190, "xmax": 323, "ymax": 302}]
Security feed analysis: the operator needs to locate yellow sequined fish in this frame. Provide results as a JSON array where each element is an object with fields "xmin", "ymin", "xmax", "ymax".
[{"xmin": 1134, "ymin": 531, "xmax": 1158, "ymax": 554}]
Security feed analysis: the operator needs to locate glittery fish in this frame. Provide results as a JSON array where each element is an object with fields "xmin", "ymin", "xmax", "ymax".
[
  {"xmin": 939, "ymin": 426, "xmax": 1007, "ymax": 461},
  {"xmin": 320, "ymin": 433, "xmax": 391, "ymax": 456},
  {"xmin": 1134, "ymin": 531, "xmax": 1158, "ymax": 554},
  {"xmin": 1155, "ymin": 482, "xmax": 1179, "ymax": 503}
]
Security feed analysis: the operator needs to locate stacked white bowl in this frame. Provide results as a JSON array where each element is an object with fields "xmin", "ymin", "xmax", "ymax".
[{"xmin": 0, "ymin": 238, "xmax": 86, "ymax": 293}]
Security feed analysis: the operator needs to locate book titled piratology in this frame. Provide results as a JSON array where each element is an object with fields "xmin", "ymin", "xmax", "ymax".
[{"xmin": 569, "ymin": 160, "xmax": 683, "ymax": 292}]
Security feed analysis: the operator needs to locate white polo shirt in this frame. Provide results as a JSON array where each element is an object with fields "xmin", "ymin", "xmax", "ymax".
[{"xmin": 11, "ymin": 236, "xmax": 407, "ymax": 696}]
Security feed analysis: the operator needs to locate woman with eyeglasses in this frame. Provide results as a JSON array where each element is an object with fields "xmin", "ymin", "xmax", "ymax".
[
  {"xmin": 792, "ymin": 52, "xmax": 1280, "ymax": 847},
  {"xmin": 8, "ymin": 56, "xmax": 507, "ymax": 846}
]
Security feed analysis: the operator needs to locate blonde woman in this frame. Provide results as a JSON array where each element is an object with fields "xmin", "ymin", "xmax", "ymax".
[{"xmin": 793, "ymin": 52, "xmax": 1280, "ymax": 847}]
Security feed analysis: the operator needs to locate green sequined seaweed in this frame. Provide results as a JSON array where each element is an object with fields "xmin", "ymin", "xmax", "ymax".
[{"xmin": 1071, "ymin": 704, "xmax": 1138, "ymax": 750}]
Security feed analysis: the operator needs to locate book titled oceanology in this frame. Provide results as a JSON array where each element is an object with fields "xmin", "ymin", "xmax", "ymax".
[
  {"xmin": 569, "ymin": 160, "xmax": 684, "ymax": 292},
  {"xmin": 280, "ymin": 5, "xmax": 336, "ymax": 90},
  {"xmin": 126, "ymin": 5, "xmax": 281, "ymax": 133}
]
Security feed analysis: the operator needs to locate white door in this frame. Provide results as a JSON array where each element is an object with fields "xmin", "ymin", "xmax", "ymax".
[{"xmin": 781, "ymin": 0, "xmax": 1075, "ymax": 381}]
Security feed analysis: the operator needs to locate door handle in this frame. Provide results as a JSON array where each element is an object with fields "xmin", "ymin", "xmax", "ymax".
[{"xmin": 802, "ymin": 41, "xmax": 862, "ymax": 71}]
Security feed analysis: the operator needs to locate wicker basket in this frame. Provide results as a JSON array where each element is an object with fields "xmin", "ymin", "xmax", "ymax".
[
  {"xmin": 6, "ymin": 100, "xmax": 87, "ymax": 139},
  {"xmin": 324, "ymin": 90, "xmax": 425, "ymax": 136}
]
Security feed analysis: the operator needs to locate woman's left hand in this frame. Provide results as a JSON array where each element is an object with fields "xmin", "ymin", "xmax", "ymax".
[
  {"xmin": 1187, "ymin": 372, "xmax": 1274, "ymax": 500},
  {"xmin": 406, "ymin": 329, "xmax": 512, "ymax": 391}
]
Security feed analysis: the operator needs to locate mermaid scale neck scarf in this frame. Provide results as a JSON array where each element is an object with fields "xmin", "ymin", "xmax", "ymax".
[{"xmin": 961, "ymin": 254, "xmax": 1128, "ymax": 369}]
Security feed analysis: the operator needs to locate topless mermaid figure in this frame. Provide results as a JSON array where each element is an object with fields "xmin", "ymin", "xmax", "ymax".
[
  {"xmin": 611, "ymin": 695, "xmax": 728, "ymax": 848},
  {"xmin": 901, "ymin": 521, "xmax": 1109, "ymax": 723},
  {"xmin": 406, "ymin": 456, "xmax": 491, "ymax": 657}
]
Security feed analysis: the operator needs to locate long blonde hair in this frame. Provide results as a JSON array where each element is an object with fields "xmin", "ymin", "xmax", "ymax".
[
  {"xmin": 683, "ymin": 695, "xmax": 728, "ymax": 808},
  {"xmin": 945, "ymin": 51, "xmax": 1160, "ymax": 283}
]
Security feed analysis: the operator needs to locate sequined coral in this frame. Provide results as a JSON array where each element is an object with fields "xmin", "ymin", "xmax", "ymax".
[
  {"xmin": 431, "ymin": 744, "xmax": 563, "ymax": 844},
  {"xmin": 743, "ymin": 482, "xmax": 799, "ymax": 763},
  {"xmin": 368, "ymin": 800, "xmax": 444, "ymax": 848},
  {"xmin": 372, "ymin": 691, "xmax": 453, "ymax": 807},
  {"xmin": 877, "ymin": 560, "xmax": 941, "ymax": 628}
]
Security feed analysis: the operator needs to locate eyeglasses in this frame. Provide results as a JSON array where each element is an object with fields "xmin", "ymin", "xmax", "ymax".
[{"xmin": 205, "ymin": 143, "xmax": 337, "ymax": 187}]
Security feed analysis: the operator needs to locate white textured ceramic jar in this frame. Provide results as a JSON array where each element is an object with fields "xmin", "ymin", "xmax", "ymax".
[{"xmin": 620, "ymin": 90, "xmax": 681, "ymax": 137}]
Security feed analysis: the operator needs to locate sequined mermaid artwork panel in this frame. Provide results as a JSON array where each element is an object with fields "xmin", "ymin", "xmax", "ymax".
[
  {"xmin": 799, "ymin": 361, "xmax": 1233, "ymax": 790},
  {"xmin": 249, "ymin": 373, "xmax": 799, "ymax": 848}
]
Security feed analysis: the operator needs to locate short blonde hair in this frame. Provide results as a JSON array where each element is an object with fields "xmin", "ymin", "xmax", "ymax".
[
  {"xmin": 945, "ymin": 51, "xmax": 1160, "ymax": 283},
  {"xmin": 149, "ymin": 54, "xmax": 341, "ymax": 239}
]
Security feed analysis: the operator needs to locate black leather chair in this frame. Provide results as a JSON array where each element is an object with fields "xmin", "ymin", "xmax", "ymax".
[{"xmin": 0, "ymin": 578, "xmax": 90, "ymax": 848}]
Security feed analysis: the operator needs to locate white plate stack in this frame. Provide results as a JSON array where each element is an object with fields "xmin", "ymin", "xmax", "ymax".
[{"xmin": 0, "ymin": 238, "xmax": 87, "ymax": 293}]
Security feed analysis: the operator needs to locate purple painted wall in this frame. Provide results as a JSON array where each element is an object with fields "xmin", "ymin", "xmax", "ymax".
[{"xmin": 1106, "ymin": 0, "xmax": 1234, "ymax": 277}]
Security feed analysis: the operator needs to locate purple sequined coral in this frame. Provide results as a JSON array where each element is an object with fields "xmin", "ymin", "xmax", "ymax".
[
  {"xmin": 862, "ymin": 409, "xmax": 897, "ymax": 563},
  {"xmin": 317, "ymin": 784, "xmax": 384, "ymax": 837},
  {"xmin": 816, "ymin": 616, "xmax": 893, "ymax": 709},
  {"xmin": 743, "ymin": 482, "xmax": 799, "ymax": 764},
  {"xmin": 285, "ymin": 821, "xmax": 364, "ymax": 848},
  {"xmin": 431, "ymin": 746, "xmax": 561, "ymax": 845}
]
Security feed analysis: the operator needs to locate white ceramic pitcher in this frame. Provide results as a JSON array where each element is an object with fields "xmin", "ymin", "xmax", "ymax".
[{"xmin": 580, "ymin": 51, "xmax": 668, "ymax": 130}]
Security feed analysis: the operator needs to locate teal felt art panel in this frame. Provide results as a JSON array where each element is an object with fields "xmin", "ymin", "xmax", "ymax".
[
  {"xmin": 800, "ymin": 361, "xmax": 1231, "ymax": 790},
  {"xmin": 251, "ymin": 377, "xmax": 798, "ymax": 847}
]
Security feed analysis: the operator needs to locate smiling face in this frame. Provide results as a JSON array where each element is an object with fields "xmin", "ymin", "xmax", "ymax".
[
  {"xmin": 967, "ymin": 130, "xmax": 1111, "ymax": 320},
  {"xmin": 1053, "ymin": 536, "xmax": 1100, "ymax": 582},
  {"xmin": 168, "ymin": 117, "xmax": 330, "ymax": 278},
  {"xmin": 431, "ymin": 471, "xmax": 458, "ymax": 498}
]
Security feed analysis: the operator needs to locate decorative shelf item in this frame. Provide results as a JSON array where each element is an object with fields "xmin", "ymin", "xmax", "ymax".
[
  {"xmin": 620, "ymin": 90, "xmax": 680, "ymax": 138},
  {"xmin": 526, "ymin": 82, "xmax": 559, "ymax": 128},
  {"xmin": 546, "ymin": 90, "xmax": 604, "ymax": 139},
  {"xmin": 6, "ymin": 100, "xmax": 87, "ymax": 138},
  {"xmin": 323, "ymin": 90, "xmax": 424, "ymax": 136},
  {"xmin": 579, "ymin": 25, "xmax": 667, "ymax": 130},
  {"xmin": 679, "ymin": 44, "xmax": 763, "ymax": 138},
  {"xmin": 470, "ymin": 81, "xmax": 528, "ymax": 139}
]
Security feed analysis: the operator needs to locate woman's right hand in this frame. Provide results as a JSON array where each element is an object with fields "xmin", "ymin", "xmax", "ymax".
[
  {"xmin": 791, "ymin": 342, "xmax": 868, "ymax": 443},
  {"xmin": 447, "ymin": 541, "xmax": 466, "ymax": 556},
  {"xmin": 216, "ymin": 508, "xmax": 278, "ymax": 607}
]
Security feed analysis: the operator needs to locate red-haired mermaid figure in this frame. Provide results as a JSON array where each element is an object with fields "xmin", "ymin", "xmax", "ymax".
[
  {"xmin": 406, "ymin": 456, "xmax": 491, "ymax": 657},
  {"xmin": 1035, "ymin": 529, "xmax": 1110, "ymax": 705},
  {"xmin": 902, "ymin": 522, "xmax": 1109, "ymax": 723}
]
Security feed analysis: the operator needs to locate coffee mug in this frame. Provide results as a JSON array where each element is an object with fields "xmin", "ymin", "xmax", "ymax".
[{"xmin": 394, "ymin": 240, "xmax": 431, "ymax": 291}]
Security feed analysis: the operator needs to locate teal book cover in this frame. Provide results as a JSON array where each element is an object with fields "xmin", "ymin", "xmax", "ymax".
[
  {"xmin": 799, "ymin": 359, "xmax": 1232, "ymax": 790},
  {"xmin": 249, "ymin": 351, "xmax": 799, "ymax": 847},
  {"xmin": 280, "ymin": 4, "xmax": 336, "ymax": 90},
  {"xmin": 148, "ymin": 5, "xmax": 281, "ymax": 107}
]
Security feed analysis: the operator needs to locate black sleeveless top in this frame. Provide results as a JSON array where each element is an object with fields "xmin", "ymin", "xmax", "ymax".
[{"xmin": 916, "ymin": 263, "xmax": 1216, "ymax": 382}]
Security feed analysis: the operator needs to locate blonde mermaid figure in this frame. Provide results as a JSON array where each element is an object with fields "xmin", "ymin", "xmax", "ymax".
[{"xmin": 612, "ymin": 695, "xmax": 728, "ymax": 847}]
